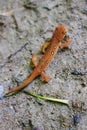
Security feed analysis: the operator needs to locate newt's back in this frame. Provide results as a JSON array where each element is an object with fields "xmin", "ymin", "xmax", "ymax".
[
  {"xmin": 36, "ymin": 41, "xmax": 59, "ymax": 72},
  {"xmin": 36, "ymin": 25, "xmax": 67, "ymax": 72}
]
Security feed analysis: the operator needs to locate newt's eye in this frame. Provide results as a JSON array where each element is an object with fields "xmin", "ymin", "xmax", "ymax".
[
  {"xmin": 62, "ymin": 32, "xmax": 66, "ymax": 34},
  {"xmin": 62, "ymin": 32, "xmax": 65, "ymax": 34}
]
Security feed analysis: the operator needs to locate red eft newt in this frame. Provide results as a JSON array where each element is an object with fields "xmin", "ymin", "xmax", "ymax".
[{"xmin": 5, "ymin": 25, "xmax": 71, "ymax": 96}]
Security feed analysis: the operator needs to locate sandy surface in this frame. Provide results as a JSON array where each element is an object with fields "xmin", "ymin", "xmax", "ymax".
[{"xmin": 0, "ymin": 0, "xmax": 87, "ymax": 130}]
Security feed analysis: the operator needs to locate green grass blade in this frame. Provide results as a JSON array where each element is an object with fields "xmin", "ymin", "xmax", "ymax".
[{"xmin": 23, "ymin": 90, "xmax": 68, "ymax": 105}]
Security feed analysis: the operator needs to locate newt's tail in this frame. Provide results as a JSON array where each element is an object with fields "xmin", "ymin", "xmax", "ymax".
[{"xmin": 5, "ymin": 69, "xmax": 39, "ymax": 96}]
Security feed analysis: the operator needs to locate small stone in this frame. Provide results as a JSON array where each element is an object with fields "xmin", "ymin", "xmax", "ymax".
[
  {"xmin": 33, "ymin": 127, "xmax": 41, "ymax": 130},
  {"xmin": 0, "ymin": 85, "xmax": 4, "ymax": 99},
  {"xmin": 73, "ymin": 114, "xmax": 82, "ymax": 126},
  {"xmin": 83, "ymin": 5, "xmax": 87, "ymax": 14}
]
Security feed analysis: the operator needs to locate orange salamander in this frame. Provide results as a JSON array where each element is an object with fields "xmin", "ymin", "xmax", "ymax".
[{"xmin": 5, "ymin": 25, "xmax": 71, "ymax": 96}]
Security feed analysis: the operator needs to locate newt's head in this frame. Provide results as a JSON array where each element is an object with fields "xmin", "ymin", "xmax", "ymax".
[{"xmin": 52, "ymin": 25, "xmax": 67, "ymax": 42}]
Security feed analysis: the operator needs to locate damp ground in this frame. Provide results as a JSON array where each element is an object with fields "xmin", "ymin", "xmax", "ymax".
[{"xmin": 0, "ymin": 0, "xmax": 87, "ymax": 130}]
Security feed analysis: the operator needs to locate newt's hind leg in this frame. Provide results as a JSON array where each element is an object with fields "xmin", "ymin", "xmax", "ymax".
[
  {"xmin": 32, "ymin": 42, "xmax": 51, "ymax": 66},
  {"xmin": 32, "ymin": 55, "xmax": 51, "ymax": 83},
  {"xmin": 41, "ymin": 42, "xmax": 51, "ymax": 53},
  {"xmin": 40, "ymin": 71, "xmax": 51, "ymax": 83},
  {"xmin": 32, "ymin": 54, "xmax": 39, "ymax": 67}
]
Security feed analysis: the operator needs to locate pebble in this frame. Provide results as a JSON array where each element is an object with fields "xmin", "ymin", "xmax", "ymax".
[
  {"xmin": 0, "ymin": 85, "xmax": 4, "ymax": 99},
  {"xmin": 73, "ymin": 114, "xmax": 82, "ymax": 126}
]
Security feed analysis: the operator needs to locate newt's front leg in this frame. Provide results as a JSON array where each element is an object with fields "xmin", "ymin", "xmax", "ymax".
[
  {"xmin": 41, "ymin": 42, "xmax": 51, "ymax": 53},
  {"xmin": 60, "ymin": 38, "xmax": 71, "ymax": 48}
]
